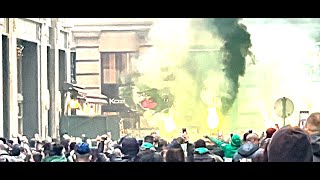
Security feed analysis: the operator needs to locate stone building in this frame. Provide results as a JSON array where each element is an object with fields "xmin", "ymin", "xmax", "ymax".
[{"xmin": 0, "ymin": 18, "xmax": 72, "ymax": 139}]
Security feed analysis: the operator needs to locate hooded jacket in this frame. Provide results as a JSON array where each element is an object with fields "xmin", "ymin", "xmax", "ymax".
[
  {"xmin": 42, "ymin": 155, "xmax": 68, "ymax": 162},
  {"xmin": 233, "ymin": 142, "xmax": 263, "ymax": 162},
  {"xmin": 208, "ymin": 134, "xmax": 242, "ymax": 158},
  {"xmin": 310, "ymin": 134, "xmax": 320, "ymax": 162}
]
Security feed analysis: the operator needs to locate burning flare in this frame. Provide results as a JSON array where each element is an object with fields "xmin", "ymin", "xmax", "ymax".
[
  {"xmin": 207, "ymin": 107, "xmax": 220, "ymax": 130},
  {"xmin": 162, "ymin": 115, "xmax": 176, "ymax": 133}
]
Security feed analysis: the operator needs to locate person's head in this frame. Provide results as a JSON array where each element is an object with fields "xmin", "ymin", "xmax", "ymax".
[
  {"xmin": 231, "ymin": 134, "xmax": 242, "ymax": 147},
  {"xmin": 151, "ymin": 131, "xmax": 160, "ymax": 143},
  {"xmin": 165, "ymin": 148, "xmax": 185, "ymax": 162},
  {"xmin": 266, "ymin": 128, "xmax": 277, "ymax": 138},
  {"xmin": 19, "ymin": 146, "xmax": 27, "ymax": 155},
  {"xmin": 34, "ymin": 133, "xmax": 40, "ymax": 140},
  {"xmin": 11, "ymin": 144, "xmax": 21, "ymax": 156},
  {"xmin": 21, "ymin": 135, "xmax": 28, "ymax": 144},
  {"xmin": 167, "ymin": 140, "xmax": 182, "ymax": 149},
  {"xmin": 306, "ymin": 112, "xmax": 320, "ymax": 135},
  {"xmin": 121, "ymin": 137, "xmax": 139, "ymax": 158},
  {"xmin": 144, "ymin": 135, "xmax": 154, "ymax": 144},
  {"xmin": 245, "ymin": 133, "xmax": 259, "ymax": 145},
  {"xmin": 62, "ymin": 133, "xmax": 70, "ymax": 141},
  {"xmin": 60, "ymin": 139, "xmax": 69, "ymax": 152},
  {"xmin": 194, "ymin": 139, "xmax": 206, "ymax": 149},
  {"xmin": 242, "ymin": 132, "xmax": 250, "ymax": 142},
  {"xmin": 32, "ymin": 153, "xmax": 43, "ymax": 162},
  {"xmin": 42, "ymin": 142, "xmax": 52, "ymax": 156},
  {"xmin": 268, "ymin": 125, "xmax": 313, "ymax": 162},
  {"xmin": 69, "ymin": 142, "xmax": 77, "ymax": 151},
  {"xmin": 75, "ymin": 143, "xmax": 92, "ymax": 162},
  {"xmin": 175, "ymin": 137, "xmax": 185, "ymax": 144},
  {"xmin": 158, "ymin": 139, "xmax": 168, "ymax": 150},
  {"xmin": 36, "ymin": 142, "xmax": 43, "ymax": 152},
  {"xmin": 7, "ymin": 140, "xmax": 13, "ymax": 145},
  {"xmin": 112, "ymin": 148, "xmax": 123, "ymax": 158},
  {"xmin": 51, "ymin": 143, "xmax": 65, "ymax": 156}
]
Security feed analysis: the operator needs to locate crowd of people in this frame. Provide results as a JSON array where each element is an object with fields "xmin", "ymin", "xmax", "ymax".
[{"xmin": 1, "ymin": 112, "xmax": 320, "ymax": 162}]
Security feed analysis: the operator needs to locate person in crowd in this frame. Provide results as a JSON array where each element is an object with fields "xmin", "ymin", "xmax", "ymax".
[
  {"xmin": 259, "ymin": 128, "xmax": 277, "ymax": 149},
  {"xmin": 151, "ymin": 131, "xmax": 160, "ymax": 151},
  {"xmin": 140, "ymin": 135, "xmax": 156, "ymax": 151},
  {"xmin": 165, "ymin": 148, "xmax": 185, "ymax": 162},
  {"xmin": 134, "ymin": 135, "xmax": 163, "ymax": 162},
  {"xmin": 31, "ymin": 152, "xmax": 43, "ymax": 162},
  {"xmin": 193, "ymin": 139, "xmax": 220, "ymax": 162},
  {"xmin": 156, "ymin": 139, "xmax": 168, "ymax": 154},
  {"xmin": 233, "ymin": 133, "xmax": 263, "ymax": 162},
  {"xmin": 121, "ymin": 136, "xmax": 140, "ymax": 162},
  {"xmin": 0, "ymin": 144, "xmax": 13, "ymax": 162},
  {"xmin": 109, "ymin": 148, "xmax": 128, "ymax": 162},
  {"xmin": 206, "ymin": 139, "xmax": 224, "ymax": 159},
  {"xmin": 10, "ymin": 144, "xmax": 25, "ymax": 162},
  {"xmin": 42, "ymin": 143, "xmax": 67, "ymax": 162},
  {"xmin": 268, "ymin": 125, "xmax": 313, "ymax": 162},
  {"xmin": 305, "ymin": 112, "xmax": 320, "ymax": 162},
  {"xmin": 205, "ymin": 133, "xmax": 241, "ymax": 161},
  {"xmin": 42, "ymin": 142, "xmax": 52, "ymax": 160},
  {"xmin": 75, "ymin": 142, "xmax": 92, "ymax": 162},
  {"xmin": 66, "ymin": 142, "xmax": 77, "ymax": 162}
]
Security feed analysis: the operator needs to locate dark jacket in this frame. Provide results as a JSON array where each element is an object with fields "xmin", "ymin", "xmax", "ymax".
[
  {"xmin": 134, "ymin": 150, "xmax": 163, "ymax": 162},
  {"xmin": 193, "ymin": 147, "xmax": 216, "ymax": 162},
  {"xmin": 310, "ymin": 134, "xmax": 320, "ymax": 162},
  {"xmin": 233, "ymin": 142, "xmax": 263, "ymax": 162}
]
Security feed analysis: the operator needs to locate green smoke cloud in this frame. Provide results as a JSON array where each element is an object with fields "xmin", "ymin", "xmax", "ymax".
[
  {"xmin": 204, "ymin": 18, "xmax": 253, "ymax": 114},
  {"xmin": 120, "ymin": 18, "xmax": 253, "ymax": 136}
]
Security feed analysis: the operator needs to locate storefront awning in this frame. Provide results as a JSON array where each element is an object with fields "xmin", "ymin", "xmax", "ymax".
[
  {"xmin": 86, "ymin": 98, "xmax": 108, "ymax": 104},
  {"xmin": 64, "ymin": 82, "xmax": 109, "ymax": 105},
  {"xmin": 85, "ymin": 93, "xmax": 108, "ymax": 105}
]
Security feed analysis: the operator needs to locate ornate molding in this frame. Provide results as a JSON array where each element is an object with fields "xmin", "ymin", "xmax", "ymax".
[{"xmin": 17, "ymin": 44, "xmax": 24, "ymax": 57}]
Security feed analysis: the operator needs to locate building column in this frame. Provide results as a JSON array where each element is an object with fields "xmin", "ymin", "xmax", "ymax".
[
  {"xmin": 48, "ymin": 18, "xmax": 60, "ymax": 138},
  {"xmin": 0, "ymin": 26, "xmax": 3, "ymax": 137},
  {"xmin": 39, "ymin": 21, "xmax": 49, "ymax": 139},
  {"xmin": 8, "ymin": 18, "xmax": 18, "ymax": 137},
  {"xmin": 65, "ymin": 31, "xmax": 71, "ymax": 84}
]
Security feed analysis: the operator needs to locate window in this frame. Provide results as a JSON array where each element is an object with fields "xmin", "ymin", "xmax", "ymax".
[
  {"xmin": 70, "ymin": 51, "xmax": 77, "ymax": 83},
  {"xmin": 101, "ymin": 52, "xmax": 136, "ymax": 84}
]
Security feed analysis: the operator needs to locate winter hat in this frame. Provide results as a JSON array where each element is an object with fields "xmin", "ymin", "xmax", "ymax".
[
  {"xmin": 76, "ymin": 143, "xmax": 90, "ymax": 155},
  {"xmin": 268, "ymin": 125, "xmax": 313, "ymax": 162},
  {"xmin": 121, "ymin": 137, "xmax": 139, "ymax": 156}
]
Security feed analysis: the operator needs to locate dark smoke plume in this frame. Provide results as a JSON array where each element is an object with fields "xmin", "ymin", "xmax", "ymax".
[{"xmin": 205, "ymin": 18, "xmax": 253, "ymax": 114}]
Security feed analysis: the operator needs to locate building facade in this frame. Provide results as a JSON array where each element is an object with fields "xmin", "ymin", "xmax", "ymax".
[
  {"xmin": 0, "ymin": 18, "xmax": 72, "ymax": 139},
  {"xmin": 69, "ymin": 19, "xmax": 153, "ymax": 134}
]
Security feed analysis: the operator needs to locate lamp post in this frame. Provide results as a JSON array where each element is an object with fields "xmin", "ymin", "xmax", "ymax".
[{"xmin": 281, "ymin": 97, "xmax": 287, "ymax": 126}]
